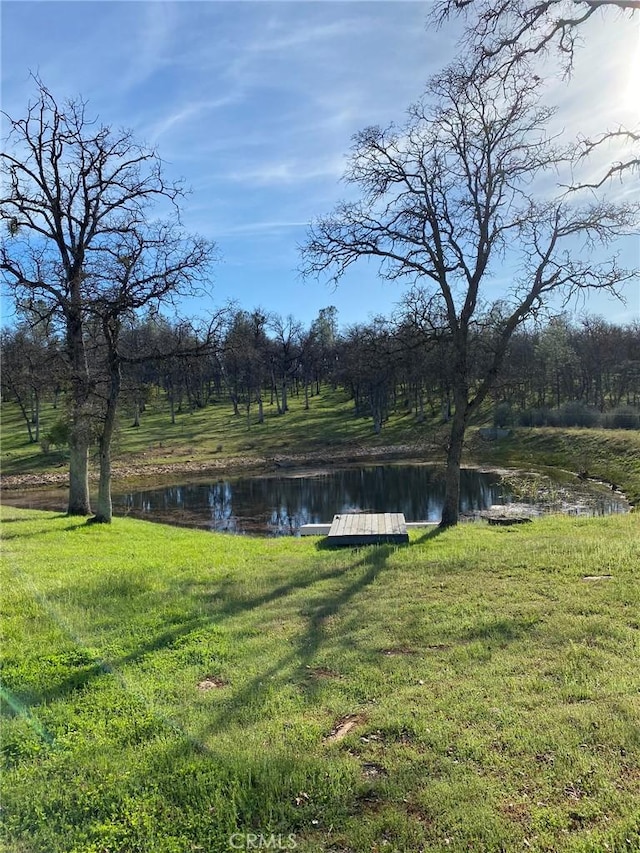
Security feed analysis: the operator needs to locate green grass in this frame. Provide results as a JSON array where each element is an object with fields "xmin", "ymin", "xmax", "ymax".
[
  {"xmin": 2, "ymin": 506, "xmax": 639, "ymax": 852},
  {"xmin": 1, "ymin": 388, "xmax": 418, "ymax": 478}
]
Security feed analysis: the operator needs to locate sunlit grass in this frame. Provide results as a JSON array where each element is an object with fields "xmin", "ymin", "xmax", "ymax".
[
  {"xmin": 1, "ymin": 388, "xmax": 426, "ymax": 477},
  {"xmin": 2, "ymin": 506, "xmax": 639, "ymax": 852}
]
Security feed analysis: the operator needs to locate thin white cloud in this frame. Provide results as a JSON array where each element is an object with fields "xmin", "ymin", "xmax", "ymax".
[
  {"xmin": 116, "ymin": 2, "xmax": 181, "ymax": 93},
  {"xmin": 247, "ymin": 16, "xmax": 367, "ymax": 54},
  {"xmin": 4, "ymin": 1, "xmax": 633, "ymax": 328},
  {"xmin": 222, "ymin": 155, "xmax": 347, "ymax": 186},
  {"xmin": 145, "ymin": 94, "xmax": 241, "ymax": 144},
  {"xmin": 211, "ymin": 220, "xmax": 308, "ymax": 238}
]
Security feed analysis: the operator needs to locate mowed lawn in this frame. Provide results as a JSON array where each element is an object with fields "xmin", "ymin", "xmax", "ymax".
[{"xmin": 1, "ymin": 507, "xmax": 639, "ymax": 853}]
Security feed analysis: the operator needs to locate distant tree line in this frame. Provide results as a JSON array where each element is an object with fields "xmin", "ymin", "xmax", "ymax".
[{"xmin": 3, "ymin": 304, "xmax": 639, "ymax": 449}]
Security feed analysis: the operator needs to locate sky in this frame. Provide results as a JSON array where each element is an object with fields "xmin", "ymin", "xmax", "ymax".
[{"xmin": 1, "ymin": 0, "xmax": 639, "ymax": 331}]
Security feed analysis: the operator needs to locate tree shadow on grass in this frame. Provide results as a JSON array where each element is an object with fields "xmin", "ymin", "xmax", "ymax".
[
  {"xmin": 413, "ymin": 524, "xmax": 448, "ymax": 546},
  {"xmin": 6, "ymin": 539, "xmax": 394, "ymax": 715},
  {"xmin": 195, "ymin": 545, "xmax": 396, "ymax": 738},
  {"xmin": 314, "ymin": 536, "xmax": 410, "ymax": 552},
  {"xmin": 0, "ymin": 515, "xmax": 90, "ymax": 540},
  {"xmin": 3, "ymin": 615, "xmax": 210, "ymax": 710},
  {"xmin": 459, "ymin": 615, "xmax": 542, "ymax": 644}
]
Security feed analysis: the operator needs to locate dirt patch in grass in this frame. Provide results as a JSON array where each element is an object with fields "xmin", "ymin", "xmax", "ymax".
[
  {"xmin": 325, "ymin": 714, "xmax": 365, "ymax": 744},
  {"xmin": 306, "ymin": 666, "xmax": 342, "ymax": 680},
  {"xmin": 197, "ymin": 676, "xmax": 227, "ymax": 690},
  {"xmin": 361, "ymin": 762, "xmax": 387, "ymax": 779},
  {"xmin": 499, "ymin": 800, "xmax": 532, "ymax": 829}
]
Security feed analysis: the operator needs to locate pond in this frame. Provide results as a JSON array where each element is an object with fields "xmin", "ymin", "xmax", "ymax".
[{"xmin": 3, "ymin": 464, "xmax": 628, "ymax": 536}]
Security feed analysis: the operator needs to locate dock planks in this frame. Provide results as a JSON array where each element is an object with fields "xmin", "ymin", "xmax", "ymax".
[{"xmin": 326, "ymin": 512, "xmax": 409, "ymax": 546}]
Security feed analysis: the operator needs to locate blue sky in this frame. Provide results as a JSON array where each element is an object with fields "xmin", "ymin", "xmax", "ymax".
[{"xmin": 1, "ymin": 1, "xmax": 638, "ymax": 330}]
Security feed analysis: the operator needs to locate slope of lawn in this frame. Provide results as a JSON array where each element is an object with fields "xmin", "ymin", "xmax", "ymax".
[
  {"xmin": 1, "ymin": 389, "xmax": 412, "ymax": 479},
  {"xmin": 1, "ymin": 506, "xmax": 639, "ymax": 852}
]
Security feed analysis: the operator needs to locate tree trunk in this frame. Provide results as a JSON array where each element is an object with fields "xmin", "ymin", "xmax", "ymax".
[
  {"xmin": 271, "ymin": 369, "xmax": 282, "ymax": 414},
  {"xmin": 14, "ymin": 392, "xmax": 34, "ymax": 442},
  {"xmin": 94, "ymin": 436, "xmax": 113, "ymax": 523},
  {"xmin": 66, "ymin": 302, "xmax": 92, "ymax": 516},
  {"xmin": 33, "ymin": 391, "xmax": 41, "ymax": 443},
  {"xmin": 68, "ymin": 436, "xmax": 91, "ymax": 514},
  {"xmin": 93, "ymin": 337, "xmax": 121, "ymax": 524},
  {"xmin": 440, "ymin": 391, "xmax": 468, "ymax": 529}
]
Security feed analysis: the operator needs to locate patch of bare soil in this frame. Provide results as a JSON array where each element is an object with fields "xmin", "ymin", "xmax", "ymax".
[
  {"xmin": 305, "ymin": 666, "xmax": 341, "ymax": 680},
  {"xmin": 197, "ymin": 676, "xmax": 227, "ymax": 690},
  {"xmin": 361, "ymin": 762, "xmax": 387, "ymax": 779},
  {"xmin": 324, "ymin": 714, "xmax": 365, "ymax": 744},
  {"xmin": 1, "ymin": 471, "xmax": 70, "ymax": 490}
]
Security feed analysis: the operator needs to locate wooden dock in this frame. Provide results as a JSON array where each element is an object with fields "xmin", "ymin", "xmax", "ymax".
[{"xmin": 325, "ymin": 512, "xmax": 409, "ymax": 546}]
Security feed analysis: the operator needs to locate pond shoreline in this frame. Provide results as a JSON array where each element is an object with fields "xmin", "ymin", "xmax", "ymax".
[
  {"xmin": 1, "ymin": 441, "xmax": 629, "ymax": 535},
  {"xmin": 0, "ymin": 443, "xmax": 434, "ymax": 492},
  {"xmin": 2, "ymin": 440, "xmax": 631, "ymax": 522}
]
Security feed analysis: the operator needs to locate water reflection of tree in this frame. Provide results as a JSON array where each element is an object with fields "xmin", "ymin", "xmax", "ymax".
[{"xmin": 115, "ymin": 465, "xmax": 623, "ymax": 535}]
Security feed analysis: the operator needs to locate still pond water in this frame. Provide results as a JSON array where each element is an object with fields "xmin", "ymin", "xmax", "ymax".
[
  {"xmin": 6, "ymin": 464, "xmax": 626, "ymax": 536},
  {"xmin": 119, "ymin": 465, "xmax": 504, "ymax": 535}
]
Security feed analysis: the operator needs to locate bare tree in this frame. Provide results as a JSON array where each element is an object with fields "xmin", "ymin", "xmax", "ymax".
[
  {"xmin": 302, "ymin": 62, "xmax": 638, "ymax": 526},
  {"xmin": 0, "ymin": 78, "xmax": 215, "ymax": 518},
  {"xmin": 434, "ymin": 0, "xmax": 640, "ymax": 72},
  {"xmin": 268, "ymin": 313, "xmax": 303, "ymax": 415},
  {"xmin": 0, "ymin": 320, "xmax": 61, "ymax": 444},
  {"xmin": 434, "ymin": 0, "xmax": 640, "ymax": 184},
  {"xmin": 89, "ymin": 230, "xmax": 216, "ymax": 523}
]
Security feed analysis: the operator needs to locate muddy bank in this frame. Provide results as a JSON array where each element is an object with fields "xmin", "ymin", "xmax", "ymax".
[{"xmin": 0, "ymin": 443, "xmax": 432, "ymax": 492}]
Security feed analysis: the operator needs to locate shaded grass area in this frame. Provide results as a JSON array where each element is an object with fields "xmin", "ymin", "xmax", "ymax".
[{"xmin": 1, "ymin": 506, "xmax": 639, "ymax": 852}]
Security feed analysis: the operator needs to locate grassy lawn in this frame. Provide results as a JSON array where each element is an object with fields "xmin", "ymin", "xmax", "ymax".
[{"xmin": 1, "ymin": 506, "xmax": 639, "ymax": 852}]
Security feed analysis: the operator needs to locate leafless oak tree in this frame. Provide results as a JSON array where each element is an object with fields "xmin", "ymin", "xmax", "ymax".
[
  {"xmin": 1, "ymin": 79, "xmax": 216, "ymax": 519},
  {"xmin": 434, "ymin": 0, "xmax": 640, "ymax": 72},
  {"xmin": 434, "ymin": 0, "xmax": 640, "ymax": 185},
  {"xmin": 301, "ymin": 62, "xmax": 638, "ymax": 526}
]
